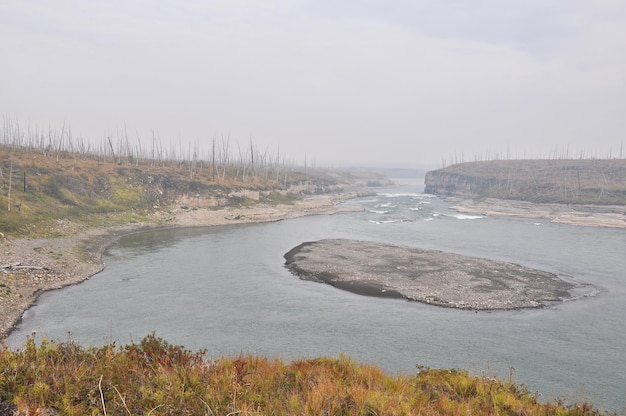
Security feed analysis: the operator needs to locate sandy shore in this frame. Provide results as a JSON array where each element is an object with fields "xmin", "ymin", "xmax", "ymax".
[
  {"xmin": 450, "ymin": 197, "xmax": 626, "ymax": 228},
  {"xmin": 0, "ymin": 193, "xmax": 361, "ymax": 338}
]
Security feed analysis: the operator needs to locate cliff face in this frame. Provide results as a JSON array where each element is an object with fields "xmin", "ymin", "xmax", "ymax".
[
  {"xmin": 424, "ymin": 159, "xmax": 626, "ymax": 205},
  {"xmin": 424, "ymin": 170, "xmax": 495, "ymax": 198}
]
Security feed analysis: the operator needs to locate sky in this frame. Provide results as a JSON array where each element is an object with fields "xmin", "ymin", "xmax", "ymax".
[{"xmin": 1, "ymin": 1, "xmax": 625, "ymax": 168}]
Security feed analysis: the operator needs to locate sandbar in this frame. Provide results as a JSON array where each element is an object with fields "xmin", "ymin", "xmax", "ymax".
[{"xmin": 285, "ymin": 239, "xmax": 577, "ymax": 310}]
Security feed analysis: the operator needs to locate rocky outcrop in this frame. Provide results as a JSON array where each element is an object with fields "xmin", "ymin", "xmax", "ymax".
[{"xmin": 424, "ymin": 170, "xmax": 495, "ymax": 198}]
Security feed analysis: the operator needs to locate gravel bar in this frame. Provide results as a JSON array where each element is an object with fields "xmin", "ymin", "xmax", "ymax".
[{"xmin": 284, "ymin": 239, "xmax": 576, "ymax": 310}]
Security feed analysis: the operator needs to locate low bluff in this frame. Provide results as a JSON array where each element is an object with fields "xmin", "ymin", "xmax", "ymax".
[{"xmin": 424, "ymin": 159, "xmax": 626, "ymax": 205}]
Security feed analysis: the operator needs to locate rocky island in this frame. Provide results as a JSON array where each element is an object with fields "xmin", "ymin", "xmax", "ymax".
[{"xmin": 285, "ymin": 239, "xmax": 575, "ymax": 310}]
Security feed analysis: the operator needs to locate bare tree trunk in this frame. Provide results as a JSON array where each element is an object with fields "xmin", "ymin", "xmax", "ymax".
[
  {"xmin": 250, "ymin": 138, "xmax": 255, "ymax": 179},
  {"xmin": 107, "ymin": 136, "xmax": 117, "ymax": 164},
  {"xmin": 56, "ymin": 118, "xmax": 66, "ymax": 163},
  {"xmin": 211, "ymin": 137, "xmax": 216, "ymax": 182},
  {"xmin": 220, "ymin": 135, "xmax": 230, "ymax": 181},
  {"xmin": 7, "ymin": 159, "xmax": 12, "ymax": 211}
]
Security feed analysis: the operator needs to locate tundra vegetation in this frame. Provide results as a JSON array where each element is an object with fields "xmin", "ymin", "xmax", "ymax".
[{"xmin": 0, "ymin": 334, "xmax": 611, "ymax": 415}]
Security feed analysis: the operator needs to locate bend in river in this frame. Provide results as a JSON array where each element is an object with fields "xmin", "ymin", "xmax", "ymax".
[{"xmin": 7, "ymin": 177, "xmax": 625, "ymax": 412}]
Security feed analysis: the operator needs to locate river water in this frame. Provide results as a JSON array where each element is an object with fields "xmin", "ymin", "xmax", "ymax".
[{"xmin": 7, "ymin": 178, "xmax": 626, "ymax": 412}]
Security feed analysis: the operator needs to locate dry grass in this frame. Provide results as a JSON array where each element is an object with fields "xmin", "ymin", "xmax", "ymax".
[
  {"xmin": 0, "ymin": 334, "xmax": 612, "ymax": 415},
  {"xmin": 0, "ymin": 145, "xmax": 351, "ymax": 237}
]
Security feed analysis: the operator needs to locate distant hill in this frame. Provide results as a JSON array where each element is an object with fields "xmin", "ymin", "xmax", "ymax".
[{"xmin": 424, "ymin": 159, "xmax": 626, "ymax": 205}]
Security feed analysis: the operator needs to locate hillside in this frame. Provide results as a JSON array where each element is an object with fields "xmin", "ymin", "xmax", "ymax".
[
  {"xmin": 0, "ymin": 144, "xmax": 388, "ymax": 237},
  {"xmin": 424, "ymin": 159, "xmax": 626, "ymax": 205}
]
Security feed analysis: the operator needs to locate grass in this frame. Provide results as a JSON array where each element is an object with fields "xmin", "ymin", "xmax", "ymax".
[
  {"xmin": 261, "ymin": 191, "xmax": 299, "ymax": 206},
  {"xmin": 0, "ymin": 148, "xmax": 156, "ymax": 236},
  {"xmin": 0, "ymin": 144, "xmax": 364, "ymax": 237},
  {"xmin": 0, "ymin": 334, "xmax": 611, "ymax": 415}
]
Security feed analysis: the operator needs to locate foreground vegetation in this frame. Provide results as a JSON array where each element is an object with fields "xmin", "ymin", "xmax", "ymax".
[{"xmin": 0, "ymin": 334, "xmax": 610, "ymax": 415}]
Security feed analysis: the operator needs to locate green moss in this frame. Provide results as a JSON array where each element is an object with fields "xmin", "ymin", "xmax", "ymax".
[{"xmin": 262, "ymin": 191, "xmax": 298, "ymax": 205}]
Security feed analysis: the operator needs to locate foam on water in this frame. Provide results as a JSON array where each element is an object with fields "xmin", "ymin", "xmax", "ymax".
[
  {"xmin": 368, "ymin": 219, "xmax": 409, "ymax": 225},
  {"xmin": 452, "ymin": 214, "xmax": 484, "ymax": 220},
  {"xmin": 377, "ymin": 192, "xmax": 424, "ymax": 198}
]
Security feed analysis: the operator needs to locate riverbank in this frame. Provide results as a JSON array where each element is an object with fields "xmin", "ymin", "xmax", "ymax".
[
  {"xmin": 450, "ymin": 197, "xmax": 626, "ymax": 228},
  {"xmin": 3, "ymin": 193, "xmax": 623, "ymax": 337},
  {"xmin": 0, "ymin": 193, "xmax": 362, "ymax": 338}
]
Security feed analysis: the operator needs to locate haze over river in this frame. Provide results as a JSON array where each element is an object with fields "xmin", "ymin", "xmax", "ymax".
[{"xmin": 8, "ymin": 178, "xmax": 626, "ymax": 412}]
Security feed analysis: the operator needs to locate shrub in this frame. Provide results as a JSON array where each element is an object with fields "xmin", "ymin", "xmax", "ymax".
[{"xmin": 0, "ymin": 335, "xmax": 611, "ymax": 415}]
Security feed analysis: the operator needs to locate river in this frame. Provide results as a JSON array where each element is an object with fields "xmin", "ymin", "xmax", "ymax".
[{"xmin": 7, "ymin": 178, "xmax": 626, "ymax": 412}]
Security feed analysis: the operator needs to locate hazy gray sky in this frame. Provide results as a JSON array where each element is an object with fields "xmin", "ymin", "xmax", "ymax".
[{"xmin": 1, "ymin": 1, "xmax": 625, "ymax": 167}]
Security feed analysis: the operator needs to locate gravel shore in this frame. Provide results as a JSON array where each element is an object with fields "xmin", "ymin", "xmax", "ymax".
[
  {"xmin": 0, "ymin": 194, "xmax": 360, "ymax": 338},
  {"xmin": 450, "ymin": 198, "xmax": 626, "ymax": 228}
]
